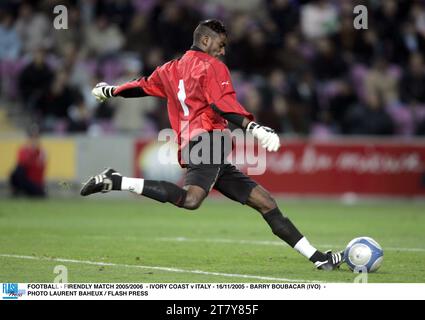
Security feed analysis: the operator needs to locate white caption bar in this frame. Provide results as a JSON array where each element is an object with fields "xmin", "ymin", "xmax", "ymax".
[{"xmin": 1, "ymin": 283, "xmax": 425, "ymax": 300}]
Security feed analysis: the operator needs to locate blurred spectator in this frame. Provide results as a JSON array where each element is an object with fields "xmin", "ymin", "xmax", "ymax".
[
  {"xmin": 286, "ymin": 98, "xmax": 311, "ymax": 135},
  {"xmin": 312, "ymin": 37, "xmax": 348, "ymax": 81},
  {"xmin": 410, "ymin": 1, "xmax": 425, "ymax": 38},
  {"xmin": 150, "ymin": 1, "xmax": 200, "ymax": 59},
  {"xmin": 289, "ymin": 70, "xmax": 319, "ymax": 122},
  {"xmin": 300, "ymin": 0, "xmax": 339, "ymax": 40},
  {"xmin": 224, "ymin": 12, "xmax": 250, "ymax": 70},
  {"xmin": 142, "ymin": 47, "xmax": 165, "ymax": 76},
  {"xmin": 400, "ymin": 53, "xmax": 425, "ymax": 105},
  {"xmin": 18, "ymin": 48, "xmax": 54, "ymax": 112},
  {"xmin": 9, "ymin": 125, "xmax": 47, "ymax": 197},
  {"xmin": 34, "ymin": 70, "xmax": 86, "ymax": 132},
  {"xmin": 274, "ymin": 32, "xmax": 308, "ymax": 75},
  {"xmin": 15, "ymin": 2, "xmax": 52, "ymax": 53},
  {"xmin": 243, "ymin": 85, "xmax": 263, "ymax": 119},
  {"xmin": 266, "ymin": 0, "xmax": 299, "ymax": 39},
  {"xmin": 417, "ymin": 118, "xmax": 425, "ymax": 135},
  {"xmin": 112, "ymin": 57, "xmax": 156, "ymax": 133},
  {"xmin": 236, "ymin": 26, "xmax": 275, "ymax": 75},
  {"xmin": 332, "ymin": 15, "xmax": 361, "ymax": 64},
  {"xmin": 328, "ymin": 80, "xmax": 358, "ymax": 131},
  {"xmin": 125, "ymin": 13, "xmax": 153, "ymax": 54},
  {"xmin": 374, "ymin": 0, "xmax": 400, "ymax": 43},
  {"xmin": 393, "ymin": 20, "xmax": 425, "ymax": 66},
  {"xmin": 343, "ymin": 92, "xmax": 395, "ymax": 135},
  {"xmin": 62, "ymin": 43, "xmax": 92, "ymax": 94},
  {"xmin": 258, "ymin": 93, "xmax": 293, "ymax": 134},
  {"xmin": 95, "ymin": 0, "xmax": 135, "ymax": 32},
  {"xmin": 84, "ymin": 14, "xmax": 124, "ymax": 58},
  {"xmin": 266, "ymin": 69, "xmax": 288, "ymax": 97},
  {"xmin": 354, "ymin": 29, "xmax": 381, "ymax": 65},
  {"xmin": 0, "ymin": 11, "xmax": 21, "ymax": 60},
  {"xmin": 365, "ymin": 57, "xmax": 400, "ymax": 106}
]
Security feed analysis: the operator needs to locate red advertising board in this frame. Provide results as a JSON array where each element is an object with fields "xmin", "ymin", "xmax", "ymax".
[
  {"xmin": 135, "ymin": 138, "xmax": 425, "ymax": 197},
  {"xmin": 247, "ymin": 139, "xmax": 425, "ymax": 196}
]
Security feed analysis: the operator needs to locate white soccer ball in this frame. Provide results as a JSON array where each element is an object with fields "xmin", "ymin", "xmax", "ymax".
[{"xmin": 344, "ymin": 237, "xmax": 383, "ymax": 273}]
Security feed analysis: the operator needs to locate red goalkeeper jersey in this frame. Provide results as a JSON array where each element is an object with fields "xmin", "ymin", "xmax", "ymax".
[{"xmin": 114, "ymin": 49, "xmax": 254, "ymax": 148}]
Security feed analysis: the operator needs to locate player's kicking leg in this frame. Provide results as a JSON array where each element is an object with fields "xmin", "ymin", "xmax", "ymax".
[
  {"xmin": 80, "ymin": 167, "xmax": 344, "ymax": 270},
  {"xmin": 246, "ymin": 185, "xmax": 344, "ymax": 270},
  {"xmin": 80, "ymin": 167, "xmax": 207, "ymax": 209},
  {"xmin": 212, "ymin": 165, "xmax": 344, "ymax": 271}
]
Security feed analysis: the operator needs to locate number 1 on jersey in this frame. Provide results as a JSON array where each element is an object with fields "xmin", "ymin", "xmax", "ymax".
[{"xmin": 178, "ymin": 79, "xmax": 189, "ymax": 116}]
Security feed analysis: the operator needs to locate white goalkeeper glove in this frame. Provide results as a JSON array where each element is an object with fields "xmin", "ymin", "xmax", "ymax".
[
  {"xmin": 247, "ymin": 121, "xmax": 281, "ymax": 152},
  {"xmin": 92, "ymin": 82, "xmax": 116, "ymax": 103}
]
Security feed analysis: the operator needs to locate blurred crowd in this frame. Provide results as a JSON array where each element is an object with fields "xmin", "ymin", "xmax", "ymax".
[{"xmin": 1, "ymin": 0, "xmax": 425, "ymax": 137}]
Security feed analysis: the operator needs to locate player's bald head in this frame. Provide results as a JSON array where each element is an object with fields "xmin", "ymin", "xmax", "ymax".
[{"xmin": 193, "ymin": 19, "xmax": 227, "ymax": 45}]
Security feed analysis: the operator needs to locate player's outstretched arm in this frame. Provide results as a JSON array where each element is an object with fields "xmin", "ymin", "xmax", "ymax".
[{"xmin": 93, "ymin": 67, "xmax": 168, "ymax": 102}]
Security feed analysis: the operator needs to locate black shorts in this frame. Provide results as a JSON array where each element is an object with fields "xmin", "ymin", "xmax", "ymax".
[{"xmin": 184, "ymin": 164, "xmax": 257, "ymax": 204}]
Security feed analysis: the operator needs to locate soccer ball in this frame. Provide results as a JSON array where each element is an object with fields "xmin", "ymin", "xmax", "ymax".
[{"xmin": 344, "ymin": 237, "xmax": 383, "ymax": 273}]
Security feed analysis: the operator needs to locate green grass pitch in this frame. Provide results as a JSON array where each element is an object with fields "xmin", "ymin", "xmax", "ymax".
[{"xmin": 0, "ymin": 197, "xmax": 424, "ymax": 283}]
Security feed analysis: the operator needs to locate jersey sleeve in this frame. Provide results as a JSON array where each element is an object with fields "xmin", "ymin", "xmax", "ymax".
[
  {"xmin": 113, "ymin": 67, "xmax": 166, "ymax": 98},
  {"xmin": 204, "ymin": 61, "xmax": 254, "ymax": 120}
]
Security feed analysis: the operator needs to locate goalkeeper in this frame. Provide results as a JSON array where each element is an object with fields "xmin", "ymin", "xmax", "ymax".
[{"xmin": 81, "ymin": 19, "xmax": 343, "ymax": 270}]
